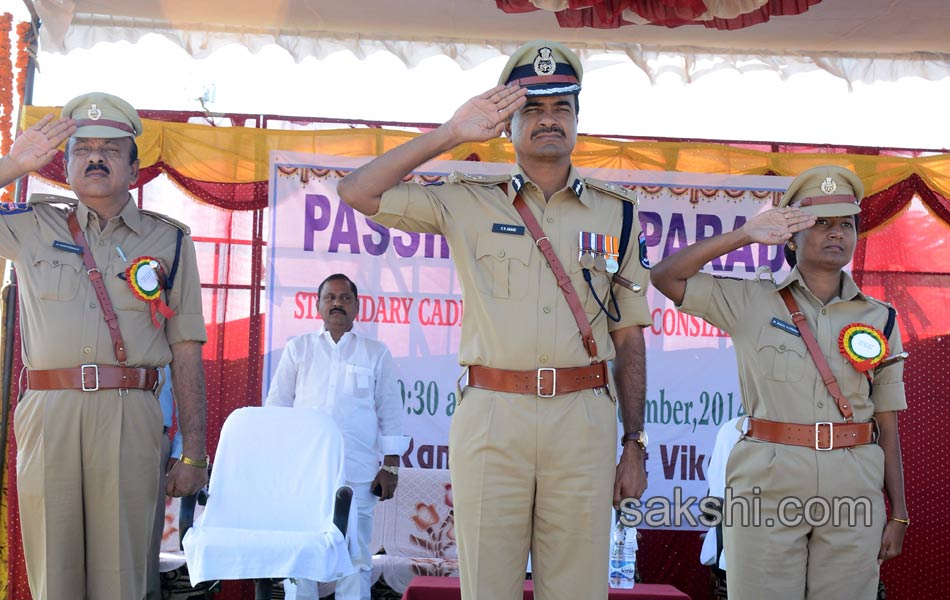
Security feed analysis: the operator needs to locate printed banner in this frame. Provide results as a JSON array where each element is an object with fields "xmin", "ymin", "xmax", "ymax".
[{"xmin": 266, "ymin": 151, "xmax": 794, "ymax": 530}]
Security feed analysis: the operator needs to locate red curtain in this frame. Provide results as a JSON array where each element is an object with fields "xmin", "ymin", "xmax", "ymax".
[{"xmin": 496, "ymin": 0, "xmax": 821, "ymax": 30}]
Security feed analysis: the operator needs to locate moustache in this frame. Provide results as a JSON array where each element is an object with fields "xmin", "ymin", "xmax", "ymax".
[
  {"xmin": 85, "ymin": 163, "xmax": 110, "ymax": 176},
  {"xmin": 531, "ymin": 126, "xmax": 565, "ymax": 139},
  {"xmin": 330, "ymin": 308, "xmax": 346, "ymax": 314}
]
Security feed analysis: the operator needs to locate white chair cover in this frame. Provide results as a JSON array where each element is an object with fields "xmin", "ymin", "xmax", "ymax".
[{"xmin": 183, "ymin": 406, "xmax": 357, "ymax": 584}]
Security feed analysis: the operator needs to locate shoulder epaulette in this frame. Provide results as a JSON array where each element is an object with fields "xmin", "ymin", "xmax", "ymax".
[
  {"xmin": 446, "ymin": 171, "xmax": 512, "ymax": 186},
  {"xmin": 584, "ymin": 178, "xmax": 638, "ymax": 205},
  {"xmin": 864, "ymin": 294, "xmax": 895, "ymax": 312},
  {"xmin": 28, "ymin": 193, "xmax": 77, "ymax": 208},
  {"xmin": 140, "ymin": 209, "xmax": 191, "ymax": 236}
]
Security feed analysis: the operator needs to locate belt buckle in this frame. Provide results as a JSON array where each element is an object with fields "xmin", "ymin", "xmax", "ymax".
[
  {"xmin": 537, "ymin": 368, "xmax": 556, "ymax": 398},
  {"xmin": 81, "ymin": 364, "xmax": 99, "ymax": 392},
  {"xmin": 815, "ymin": 421, "xmax": 834, "ymax": 451}
]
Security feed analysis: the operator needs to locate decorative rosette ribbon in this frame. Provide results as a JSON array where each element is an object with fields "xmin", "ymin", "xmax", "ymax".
[
  {"xmin": 838, "ymin": 323, "xmax": 888, "ymax": 373},
  {"xmin": 125, "ymin": 256, "xmax": 175, "ymax": 328}
]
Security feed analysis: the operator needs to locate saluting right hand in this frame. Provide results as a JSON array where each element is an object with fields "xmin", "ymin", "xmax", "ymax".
[
  {"xmin": 444, "ymin": 84, "xmax": 528, "ymax": 143},
  {"xmin": 740, "ymin": 207, "xmax": 816, "ymax": 245},
  {"xmin": 8, "ymin": 113, "xmax": 77, "ymax": 176}
]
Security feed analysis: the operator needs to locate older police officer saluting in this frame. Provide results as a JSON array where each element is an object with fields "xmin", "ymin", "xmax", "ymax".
[
  {"xmin": 0, "ymin": 94, "xmax": 209, "ymax": 600},
  {"xmin": 650, "ymin": 166, "xmax": 908, "ymax": 600}
]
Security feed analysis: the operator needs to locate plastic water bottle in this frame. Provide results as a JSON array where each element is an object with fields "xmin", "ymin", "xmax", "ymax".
[{"xmin": 608, "ymin": 520, "xmax": 637, "ymax": 589}]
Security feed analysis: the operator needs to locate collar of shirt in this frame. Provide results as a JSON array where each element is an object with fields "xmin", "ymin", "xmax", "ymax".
[
  {"xmin": 776, "ymin": 265, "xmax": 867, "ymax": 304},
  {"xmin": 318, "ymin": 324, "xmax": 356, "ymax": 348},
  {"xmin": 508, "ymin": 165, "xmax": 592, "ymax": 208},
  {"xmin": 76, "ymin": 194, "xmax": 144, "ymax": 235}
]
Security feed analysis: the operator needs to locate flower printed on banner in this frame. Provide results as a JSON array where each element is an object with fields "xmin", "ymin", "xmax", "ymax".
[{"xmin": 408, "ymin": 483, "xmax": 456, "ymax": 561}]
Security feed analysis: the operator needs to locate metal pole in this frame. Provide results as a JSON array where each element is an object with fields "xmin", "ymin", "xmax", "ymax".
[{"xmin": 2, "ymin": 0, "xmax": 41, "ymax": 477}]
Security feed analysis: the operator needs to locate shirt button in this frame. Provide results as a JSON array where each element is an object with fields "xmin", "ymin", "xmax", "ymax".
[
  {"xmin": 497, "ymin": 250, "xmax": 506, "ymax": 258},
  {"xmin": 779, "ymin": 344, "xmax": 786, "ymax": 350},
  {"xmin": 540, "ymin": 355, "xmax": 548, "ymax": 363},
  {"xmin": 817, "ymin": 401, "xmax": 824, "ymax": 408},
  {"xmin": 543, "ymin": 306, "xmax": 551, "ymax": 314},
  {"xmin": 546, "ymin": 217, "xmax": 554, "ymax": 223},
  {"xmin": 821, "ymin": 309, "xmax": 827, "ymax": 315},
  {"xmin": 83, "ymin": 346, "xmax": 91, "ymax": 354},
  {"xmin": 52, "ymin": 259, "xmax": 59, "ymax": 266},
  {"xmin": 98, "ymin": 240, "xmax": 105, "ymax": 246},
  {"xmin": 90, "ymin": 302, "xmax": 97, "ymax": 309}
]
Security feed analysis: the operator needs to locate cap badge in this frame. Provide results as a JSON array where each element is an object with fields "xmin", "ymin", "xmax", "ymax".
[
  {"xmin": 820, "ymin": 177, "xmax": 837, "ymax": 194},
  {"xmin": 87, "ymin": 104, "xmax": 102, "ymax": 120},
  {"xmin": 533, "ymin": 47, "xmax": 555, "ymax": 77}
]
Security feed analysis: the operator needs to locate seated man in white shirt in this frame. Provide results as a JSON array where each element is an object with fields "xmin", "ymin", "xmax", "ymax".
[{"xmin": 265, "ymin": 273, "xmax": 409, "ymax": 600}]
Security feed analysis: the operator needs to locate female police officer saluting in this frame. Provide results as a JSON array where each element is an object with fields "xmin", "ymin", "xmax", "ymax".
[{"xmin": 650, "ymin": 166, "xmax": 908, "ymax": 600}]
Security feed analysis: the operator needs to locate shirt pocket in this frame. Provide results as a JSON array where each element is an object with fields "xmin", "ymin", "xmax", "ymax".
[
  {"xmin": 345, "ymin": 364, "xmax": 376, "ymax": 398},
  {"xmin": 32, "ymin": 247, "xmax": 83, "ymax": 302},
  {"xmin": 474, "ymin": 233, "xmax": 533, "ymax": 299},
  {"xmin": 755, "ymin": 325, "xmax": 807, "ymax": 382}
]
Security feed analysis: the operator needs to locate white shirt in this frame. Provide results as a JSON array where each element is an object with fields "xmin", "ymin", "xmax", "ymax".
[{"xmin": 265, "ymin": 326, "xmax": 409, "ymax": 482}]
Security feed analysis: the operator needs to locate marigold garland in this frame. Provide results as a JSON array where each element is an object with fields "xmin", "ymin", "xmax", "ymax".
[
  {"xmin": 15, "ymin": 21, "xmax": 29, "ymax": 101},
  {"xmin": 0, "ymin": 13, "xmax": 14, "ymax": 202}
]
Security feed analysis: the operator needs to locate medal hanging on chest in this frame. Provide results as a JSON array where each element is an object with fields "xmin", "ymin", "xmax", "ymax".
[
  {"xmin": 126, "ymin": 256, "xmax": 176, "ymax": 328},
  {"xmin": 838, "ymin": 323, "xmax": 888, "ymax": 375}
]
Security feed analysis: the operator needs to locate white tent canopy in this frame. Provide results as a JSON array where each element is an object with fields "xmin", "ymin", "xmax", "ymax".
[{"xmin": 31, "ymin": 0, "xmax": 950, "ymax": 85}]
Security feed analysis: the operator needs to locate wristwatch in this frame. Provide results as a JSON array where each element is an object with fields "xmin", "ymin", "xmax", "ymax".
[
  {"xmin": 622, "ymin": 430, "xmax": 649, "ymax": 450},
  {"xmin": 380, "ymin": 465, "xmax": 399, "ymax": 475}
]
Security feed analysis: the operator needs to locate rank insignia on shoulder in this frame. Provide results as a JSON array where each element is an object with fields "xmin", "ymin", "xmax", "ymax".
[
  {"xmin": 447, "ymin": 171, "xmax": 511, "ymax": 187},
  {"xmin": 140, "ymin": 209, "xmax": 191, "ymax": 236},
  {"xmin": 755, "ymin": 265, "xmax": 776, "ymax": 284},
  {"xmin": 0, "ymin": 202, "xmax": 32, "ymax": 215},
  {"xmin": 584, "ymin": 178, "xmax": 637, "ymax": 205}
]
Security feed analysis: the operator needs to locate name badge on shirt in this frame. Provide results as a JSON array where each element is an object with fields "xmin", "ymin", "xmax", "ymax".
[
  {"xmin": 52, "ymin": 240, "xmax": 83, "ymax": 254},
  {"xmin": 492, "ymin": 223, "xmax": 525, "ymax": 236},
  {"xmin": 770, "ymin": 317, "xmax": 800, "ymax": 337}
]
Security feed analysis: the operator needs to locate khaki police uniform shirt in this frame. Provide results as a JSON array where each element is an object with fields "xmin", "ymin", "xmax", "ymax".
[
  {"xmin": 679, "ymin": 267, "xmax": 906, "ymax": 423},
  {"xmin": 0, "ymin": 194, "xmax": 207, "ymax": 370},
  {"xmin": 372, "ymin": 165, "xmax": 651, "ymax": 371}
]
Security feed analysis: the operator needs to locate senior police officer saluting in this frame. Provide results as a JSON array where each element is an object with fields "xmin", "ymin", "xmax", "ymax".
[
  {"xmin": 651, "ymin": 166, "xmax": 908, "ymax": 600},
  {"xmin": 0, "ymin": 94, "xmax": 209, "ymax": 599},
  {"xmin": 339, "ymin": 41, "xmax": 652, "ymax": 600}
]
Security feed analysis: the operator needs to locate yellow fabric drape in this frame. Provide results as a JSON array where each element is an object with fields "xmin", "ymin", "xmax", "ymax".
[{"xmin": 23, "ymin": 106, "xmax": 950, "ymax": 200}]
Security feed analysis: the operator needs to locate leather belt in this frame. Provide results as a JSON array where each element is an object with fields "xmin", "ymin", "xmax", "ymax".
[
  {"xmin": 26, "ymin": 366, "xmax": 160, "ymax": 392},
  {"xmin": 747, "ymin": 417, "xmax": 875, "ymax": 451},
  {"xmin": 468, "ymin": 362, "xmax": 608, "ymax": 397}
]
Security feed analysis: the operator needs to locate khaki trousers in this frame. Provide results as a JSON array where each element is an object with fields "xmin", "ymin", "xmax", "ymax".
[
  {"xmin": 15, "ymin": 388, "xmax": 163, "ymax": 600},
  {"xmin": 145, "ymin": 433, "xmax": 173, "ymax": 600},
  {"xmin": 724, "ymin": 439, "xmax": 886, "ymax": 600},
  {"xmin": 449, "ymin": 387, "xmax": 616, "ymax": 600}
]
